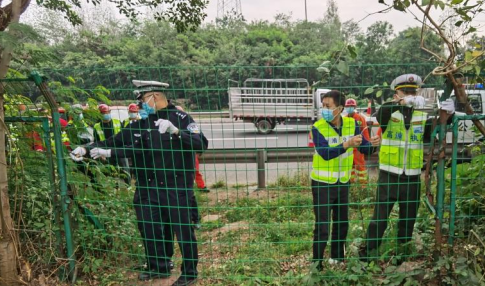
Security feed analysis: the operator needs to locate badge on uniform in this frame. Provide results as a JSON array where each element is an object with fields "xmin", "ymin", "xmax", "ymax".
[
  {"xmin": 413, "ymin": 126, "xmax": 423, "ymax": 134},
  {"xmin": 392, "ymin": 118, "xmax": 401, "ymax": 123},
  {"xmin": 187, "ymin": 123, "xmax": 200, "ymax": 134}
]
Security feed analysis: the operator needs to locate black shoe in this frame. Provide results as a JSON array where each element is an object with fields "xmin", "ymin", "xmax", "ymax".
[
  {"xmin": 198, "ymin": 187, "xmax": 210, "ymax": 193},
  {"xmin": 138, "ymin": 271, "xmax": 171, "ymax": 281},
  {"xmin": 171, "ymin": 276, "xmax": 197, "ymax": 286}
]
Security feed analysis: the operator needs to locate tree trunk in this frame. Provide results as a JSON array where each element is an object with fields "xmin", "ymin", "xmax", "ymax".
[
  {"xmin": 0, "ymin": 1, "xmax": 29, "ymax": 285},
  {"xmin": 448, "ymin": 74, "xmax": 485, "ymax": 136}
]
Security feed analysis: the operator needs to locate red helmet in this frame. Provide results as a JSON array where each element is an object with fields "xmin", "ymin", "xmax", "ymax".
[
  {"xmin": 345, "ymin": 98, "xmax": 357, "ymax": 107},
  {"xmin": 98, "ymin": 104, "xmax": 110, "ymax": 113},
  {"xmin": 128, "ymin": 103, "xmax": 138, "ymax": 112}
]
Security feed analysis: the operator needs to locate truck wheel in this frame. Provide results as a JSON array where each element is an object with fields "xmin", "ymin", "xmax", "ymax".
[{"xmin": 256, "ymin": 118, "xmax": 274, "ymax": 134}]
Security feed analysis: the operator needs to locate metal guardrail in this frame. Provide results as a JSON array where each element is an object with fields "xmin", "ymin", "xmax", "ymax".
[
  {"xmin": 191, "ymin": 111, "xmax": 230, "ymax": 118},
  {"xmin": 200, "ymin": 146, "xmax": 467, "ymax": 189}
]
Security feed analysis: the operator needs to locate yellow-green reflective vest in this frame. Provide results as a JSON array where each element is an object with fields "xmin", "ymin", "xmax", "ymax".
[
  {"xmin": 93, "ymin": 119, "xmax": 121, "ymax": 141},
  {"xmin": 379, "ymin": 110, "xmax": 427, "ymax": 176},
  {"xmin": 311, "ymin": 117, "xmax": 355, "ymax": 184},
  {"xmin": 50, "ymin": 131, "xmax": 70, "ymax": 154}
]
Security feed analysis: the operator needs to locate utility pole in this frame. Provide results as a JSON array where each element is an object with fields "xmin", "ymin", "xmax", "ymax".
[
  {"xmin": 305, "ymin": 0, "xmax": 308, "ymax": 22},
  {"xmin": 217, "ymin": 0, "xmax": 243, "ymax": 20}
]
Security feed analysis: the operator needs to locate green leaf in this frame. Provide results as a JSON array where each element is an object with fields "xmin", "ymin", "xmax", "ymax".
[
  {"xmin": 347, "ymin": 45, "xmax": 357, "ymax": 59},
  {"xmin": 455, "ymin": 20, "xmax": 463, "ymax": 27},
  {"xmin": 67, "ymin": 76, "xmax": 76, "ymax": 84},
  {"xmin": 464, "ymin": 26, "xmax": 477, "ymax": 35},
  {"xmin": 438, "ymin": 0, "xmax": 446, "ymax": 10},
  {"xmin": 320, "ymin": 60, "xmax": 331, "ymax": 66},
  {"xmin": 316, "ymin": 66, "xmax": 330, "ymax": 73},
  {"xmin": 383, "ymin": 82, "xmax": 388, "ymax": 87},
  {"xmin": 451, "ymin": 0, "xmax": 465, "ymax": 4},
  {"xmin": 336, "ymin": 61, "xmax": 349, "ymax": 76},
  {"xmin": 421, "ymin": 0, "xmax": 430, "ymax": 6},
  {"xmin": 393, "ymin": 1, "xmax": 407, "ymax": 11},
  {"xmin": 364, "ymin": 87, "xmax": 375, "ymax": 95},
  {"xmin": 475, "ymin": 66, "xmax": 481, "ymax": 76},
  {"xmin": 376, "ymin": 90, "xmax": 383, "ymax": 98}
]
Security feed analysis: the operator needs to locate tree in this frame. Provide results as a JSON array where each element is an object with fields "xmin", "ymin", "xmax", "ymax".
[
  {"xmin": 355, "ymin": 21, "xmax": 394, "ymax": 64},
  {"xmin": 387, "ymin": 27, "xmax": 443, "ymax": 64},
  {"xmin": 0, "ymin": 1, "xmax": 208, "ymax": 285}
]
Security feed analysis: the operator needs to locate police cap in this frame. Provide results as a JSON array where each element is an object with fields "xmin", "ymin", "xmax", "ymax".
[
  {"xmin": 390, "ymin": 74, "xmax": 423, "ymax": 91},
  {"xmin": 132, "ymin": 80, "xmax": 169, "ymax": 99}
]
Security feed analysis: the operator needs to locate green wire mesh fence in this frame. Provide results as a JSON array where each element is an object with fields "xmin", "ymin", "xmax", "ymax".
[{"xmin": 3, "ymin": 65, "xmax": 485, "ymax": 285}]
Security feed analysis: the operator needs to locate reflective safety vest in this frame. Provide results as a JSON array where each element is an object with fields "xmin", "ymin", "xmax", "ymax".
[
  {"xmin": 311, "ymin": 117, "xmax": 355, "ymax": 184},
  {"xmin": 379, "ymin": 110, "xmax": 427, "ymax": 176},
  {"xmin": 123, "ymin": 119, "xmax": 138, "ymax": 127},
  {"xmin": 93, "ymin": 119, "xmax": 121, "ymax": 141},
  {"xmin": 50, "ymin": 130, "xmax": 70, "ymax": 154}
]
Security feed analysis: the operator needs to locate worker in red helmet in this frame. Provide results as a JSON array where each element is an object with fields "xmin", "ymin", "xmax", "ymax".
[
  {"xmin": 124, "ymin": 103, "xmax": 141, "ymax": 127},
  {"xmin": 345, "ymin": 98, "xmax": 370, "ymax": 184},
  {"xmin": 94, "ymin": 104, "xmax": 122, "ymax": 142}
]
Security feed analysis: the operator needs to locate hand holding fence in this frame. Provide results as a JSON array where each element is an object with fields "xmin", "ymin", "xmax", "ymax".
[
  {"xmin": 70, "ymin": 146, "xmax": 86, "ymax": 161},
  {"xmin": 90, "ymin": 148, "xmax": 111, "ymax": 159}
]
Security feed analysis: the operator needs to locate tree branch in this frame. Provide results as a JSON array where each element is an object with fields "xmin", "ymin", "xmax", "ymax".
[{"xmin": 412, "ymin": 0, "xmax": 455, "ymax": 73}]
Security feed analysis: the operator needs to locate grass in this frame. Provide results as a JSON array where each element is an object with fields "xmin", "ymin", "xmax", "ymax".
[
  {"xmin": 59, "ymin": 171, "xmax": 485, "ymax": 286},
  {"xmin": 211, "ymin": 180, "xmax": 227, "ymax": 189}
]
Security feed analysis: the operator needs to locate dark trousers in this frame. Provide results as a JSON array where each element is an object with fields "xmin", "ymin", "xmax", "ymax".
[
  {"xmin": 364, "ymin": 170, "xmax": 421, "ymax": 254},
  {"xmin": 134, "ymin": 180, "xmax": 198, "ymax": 277},
  {"xmin": 312, "ymin": 180, "xmax": 349, "ymax": 264}
]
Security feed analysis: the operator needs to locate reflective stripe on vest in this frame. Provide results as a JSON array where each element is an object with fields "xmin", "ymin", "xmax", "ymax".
[
  {"xmin": 94, "ymin": 119, "xmax": 121, "ymax": 141},
  {"xmin": 379, "ymin": 110, "xmax": 426, "ymax": 176},
  {"xmin": 311, "ymin": 117, "xmax": 355, "ymax": 184}
]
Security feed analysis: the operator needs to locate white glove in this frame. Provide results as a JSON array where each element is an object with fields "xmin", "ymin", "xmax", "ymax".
[
  {"xmin": 70, "ymin": 147, "xmax": 86, "ymax": 162},
  {"xmin": 154, "ymin": 119, "xmax": 179, "ymax": 135},
  {"xmin": 90, "ymin": 148, "xmax": 111, "ymax": 159},
  {"xmin": 440, "ymin": 98, "xmax": 455, "ymax": 114}
]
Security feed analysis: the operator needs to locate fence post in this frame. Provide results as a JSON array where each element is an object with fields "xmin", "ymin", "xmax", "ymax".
[
  {"xmin": 32, "ymin": 72, "xmax": 77, "ymax": 282},
  {"xmin": 449, "ymin": 116, "xmax": 459, "ymax": 245},
  {"xmin": 256, "ymin": 149, "xmax": 267, "ymax": 190}
]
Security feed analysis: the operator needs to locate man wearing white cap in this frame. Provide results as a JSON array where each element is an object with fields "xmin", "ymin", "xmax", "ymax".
[
  {"xmin": 360, "ymin": 74, "xmax": 455, "ymax": 262},
  {"xmin": 70, "ymin": 80, "xmax": 208, "ymax": 285}
]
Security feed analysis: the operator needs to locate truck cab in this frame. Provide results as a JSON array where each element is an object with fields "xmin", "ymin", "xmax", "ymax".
[{"xmin": 437, "ymin": 87, "xmax": 485, "ymax": 144}]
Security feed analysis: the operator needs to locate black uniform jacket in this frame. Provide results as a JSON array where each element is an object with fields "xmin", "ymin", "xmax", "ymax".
[{"xmin": 92, "ymin": 104, "xmax": 209, "ymax": 187}]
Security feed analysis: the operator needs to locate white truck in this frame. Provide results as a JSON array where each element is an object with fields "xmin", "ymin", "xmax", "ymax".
[
  {"xmin": 438, "ymin": 88, "xmax": 485, "ymax": 144},
  {"xmin": 228, "ymin": 78, "xmax": 329, "ymax": 134}
]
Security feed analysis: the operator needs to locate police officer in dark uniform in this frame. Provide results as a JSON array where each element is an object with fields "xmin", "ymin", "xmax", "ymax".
[{"xmin": 71, "ymin": 80, "xmax": 208, "ymax": 286}]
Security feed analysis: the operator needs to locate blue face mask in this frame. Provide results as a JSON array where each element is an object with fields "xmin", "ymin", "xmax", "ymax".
[
  {"xmin": 102, "ymin": 114, "xmax": 111, "ymax": 121},
  {"xmin": 141, "ymin": 96, "xmax": 156, "ymax": 115},
  {"xmin": 345, "ymin": 107, "xmax": 355, "ymax": 114},
  {"xmin": 138, "ymin": 109, "xmax": 148, "ymax": 120},
  {"xmin": 321, "ymin": 108, "xmax": 336, "ymax": 122}
]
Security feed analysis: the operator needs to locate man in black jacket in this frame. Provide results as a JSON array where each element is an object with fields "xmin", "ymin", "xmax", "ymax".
[{"xmin": 71, "ymin": 80, "xmax": 208, "ymax": 286}]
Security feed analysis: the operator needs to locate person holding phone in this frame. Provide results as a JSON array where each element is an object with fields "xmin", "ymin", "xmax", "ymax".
[{"xmin": 310, "ymin": 90, "xmax": 380, "ymax": 270}]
